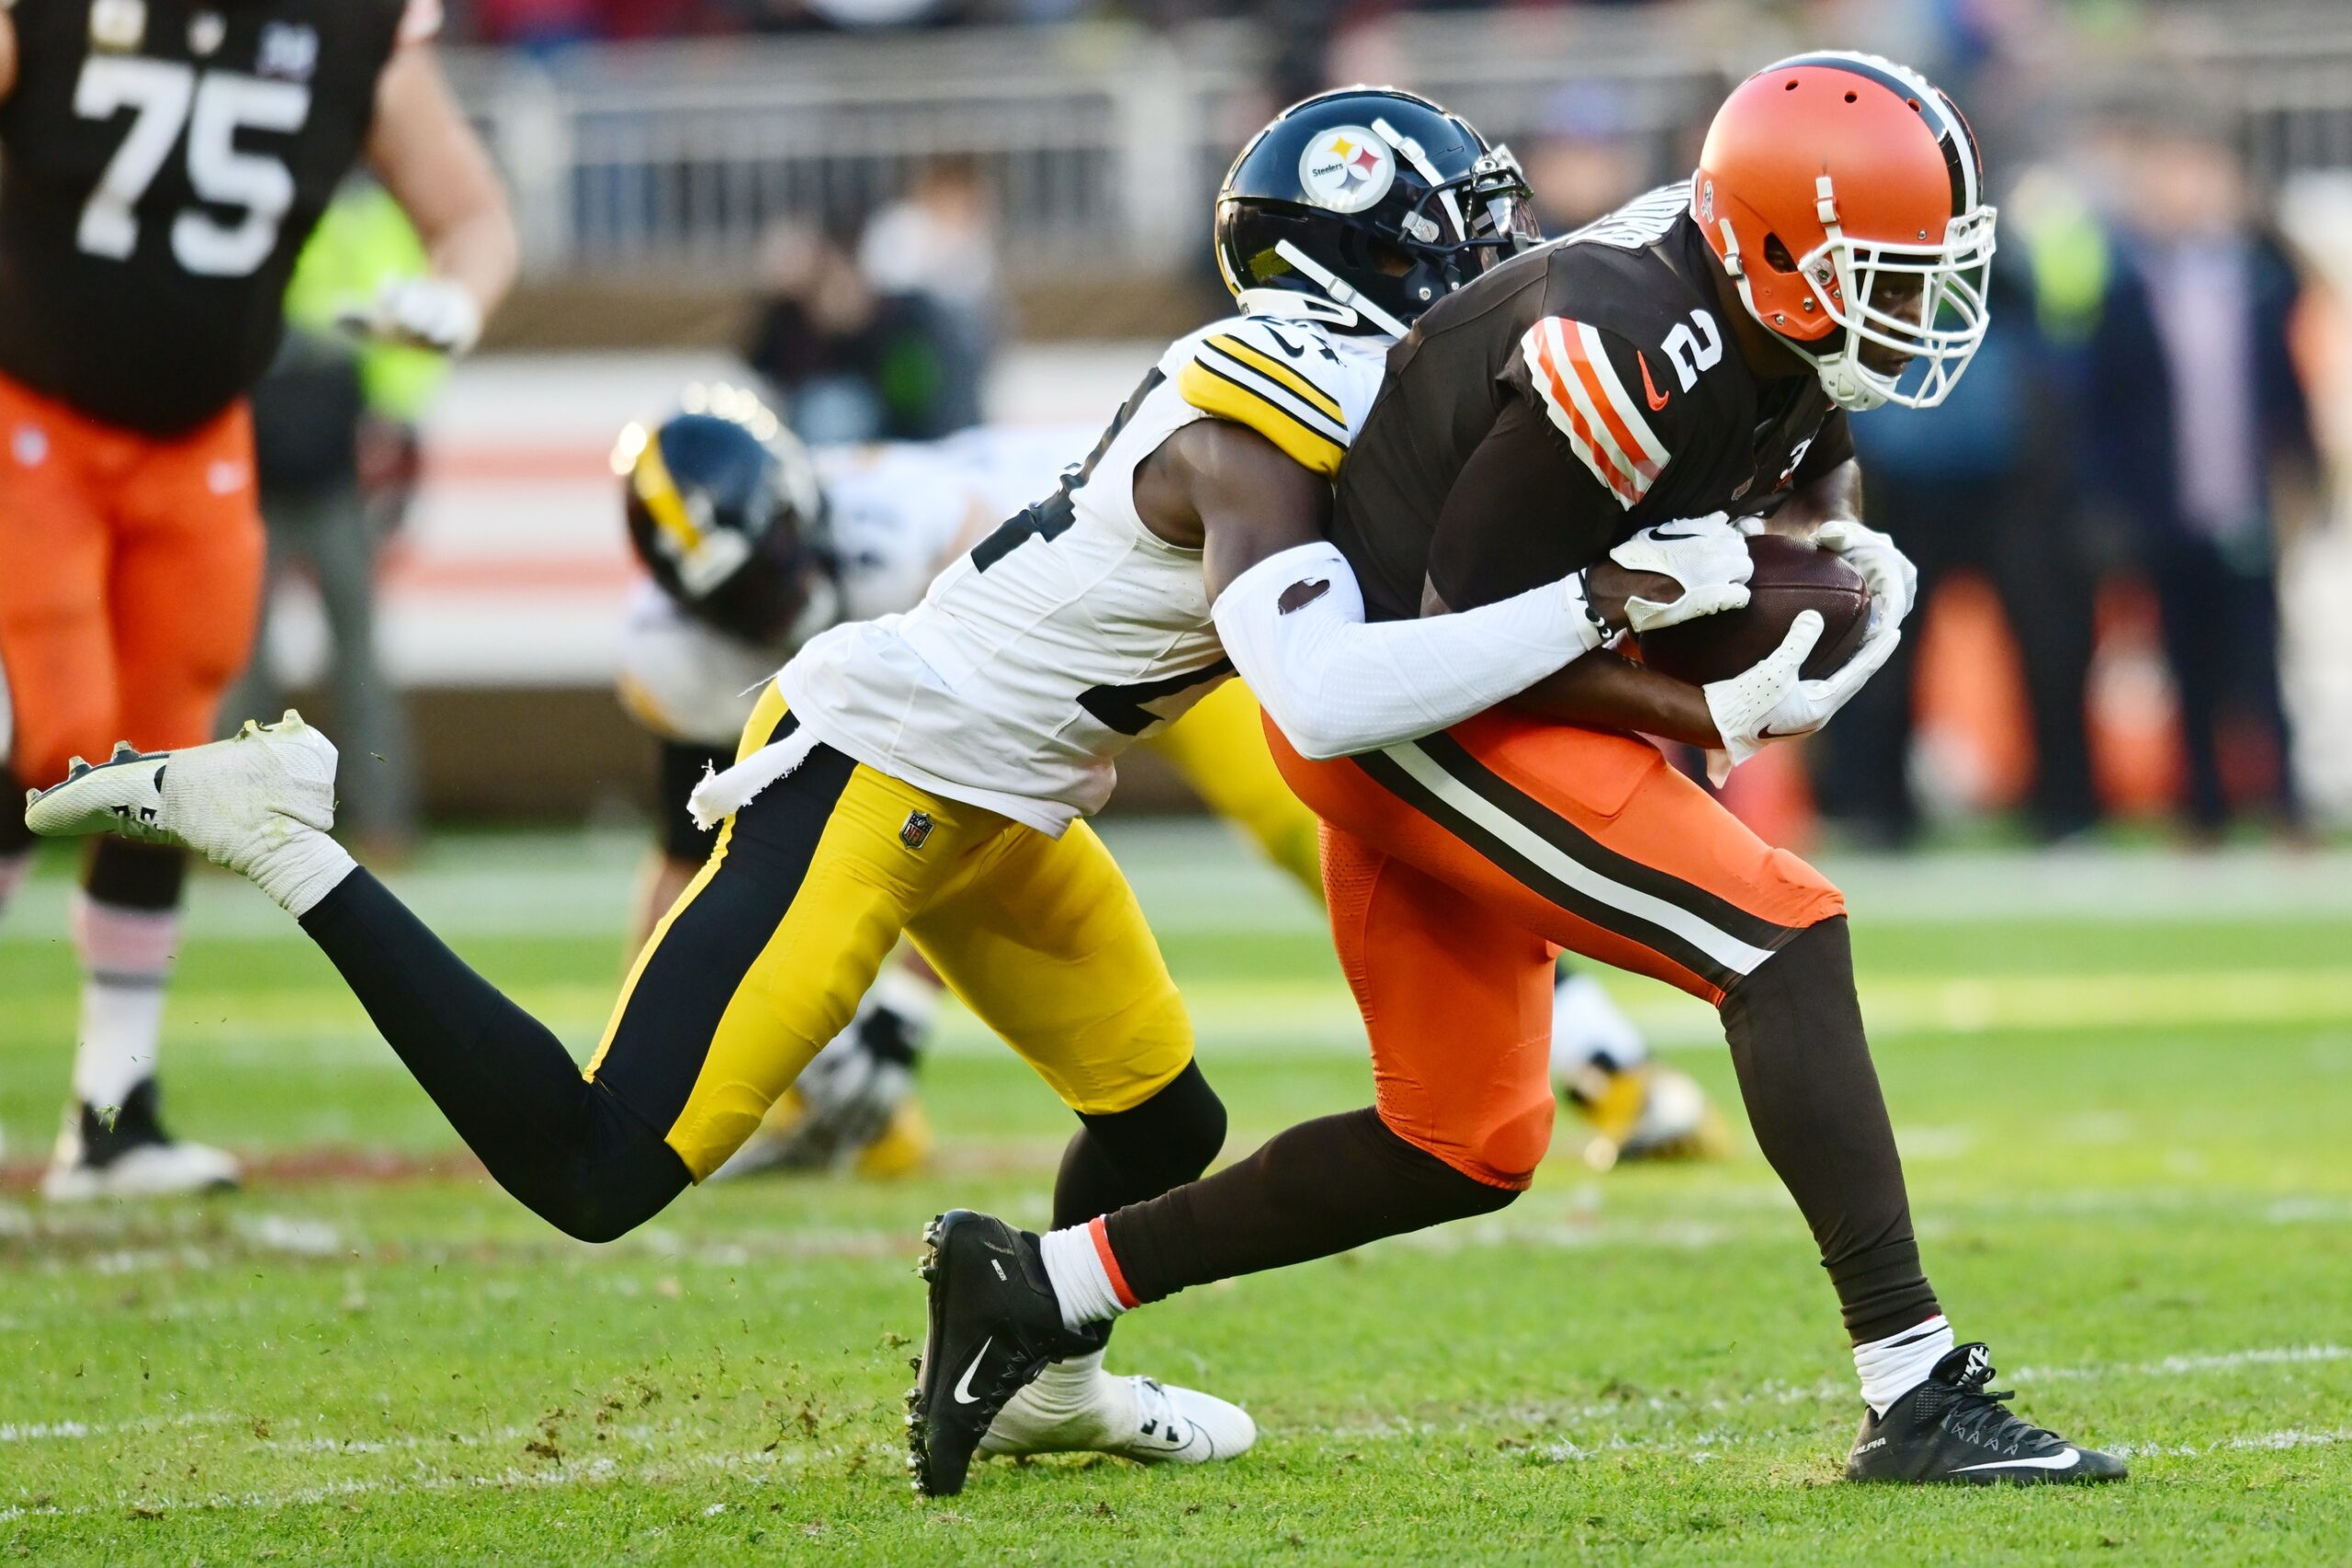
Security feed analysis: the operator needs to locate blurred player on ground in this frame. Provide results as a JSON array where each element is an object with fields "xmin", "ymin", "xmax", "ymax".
[
  {"xmin": 0, "ymin": 0, "xmax": 513, "ymax": 1199},
  {"xmin": 612, "ymin": 397, "xmax": 1320, "ymax": 1179},
  {"xmin": 911, "ymin": 60, "xmax": 2122, "ymax": 1493},
  {"xmin": 616, "ymin": 395, "xmax": 1712, "ymax": 1177}
]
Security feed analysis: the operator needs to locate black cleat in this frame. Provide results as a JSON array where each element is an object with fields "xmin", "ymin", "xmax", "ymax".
[
  {"xmin": 42, "ymin": 1078, "xmax": 240, "ymax": 1201},
  {"xmin": 1846, "ymin": 1342, "xmax": 2127, "ymax": 1484},
  {"xmin": 906, "ymin": 1210, "xmax": 1067, "ymax": 1497}
]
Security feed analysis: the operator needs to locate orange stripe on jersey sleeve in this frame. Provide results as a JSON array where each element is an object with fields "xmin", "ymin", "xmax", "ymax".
[
  {"xmin": 1559, "ymin": 326, "xmax": 1665, "ymax": 489},
  {"xmin": 1523, "ymin": 321, "xmax": 1640, "ymax": 506}
]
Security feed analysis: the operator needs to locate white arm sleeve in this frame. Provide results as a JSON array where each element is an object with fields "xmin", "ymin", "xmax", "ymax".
[{"xmin": 1211, "ymin": 541, "xmax": 1604, "ymax": 761}]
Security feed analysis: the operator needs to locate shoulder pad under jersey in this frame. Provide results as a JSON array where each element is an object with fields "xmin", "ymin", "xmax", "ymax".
[
  {"xmin": 1516, "ymin": 315, "xmax": 1682, "ymax": 510},
  {"xmin": 1173, "ymin": 316, "xmax": 1364, "ymax": 479}
]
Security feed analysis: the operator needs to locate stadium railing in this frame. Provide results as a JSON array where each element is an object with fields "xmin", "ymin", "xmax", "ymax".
[{"xmin": 441, "ymin": 7, "xmax": 2352, "ymax": 280}]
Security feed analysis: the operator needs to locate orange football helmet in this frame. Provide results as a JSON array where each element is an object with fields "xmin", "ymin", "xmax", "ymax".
[{"xmin": 1692, "ymin": 52, "xmax": 1996, "ymax": 411}]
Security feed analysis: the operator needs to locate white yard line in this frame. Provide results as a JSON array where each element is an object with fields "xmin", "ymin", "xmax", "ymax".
[
  {"xmin": 6, "ymin": 1345, "xmax": 2344, "ymax": 1523},
  {"xmin": 5, "ymin": 830, "xmax": 2351, "ymax": 944},
  {"xmin": 0, "ymin": 1410, "xmax": 242, "ymax": 1445}
]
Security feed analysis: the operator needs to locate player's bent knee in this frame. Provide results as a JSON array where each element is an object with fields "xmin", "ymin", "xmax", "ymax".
[
  {"xmin": 1372, "ymin": 1104, "xmax": 1535, "ymax": 1216},
  {"xmin": 1722, "ymin": 911, "xmax": 1855, "ymax": 1009},
  {"xmin": 1080, "ymin": 1060, "xmax": 1227, "ymax": 1189},
  {"xmin": 510, "ymin": 1083, "xmax": 692, "ymax": 1245}
]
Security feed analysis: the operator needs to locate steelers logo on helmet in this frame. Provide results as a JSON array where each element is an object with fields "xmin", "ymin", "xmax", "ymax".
[{"xmin": 1297, "ymin": 127, "xmax": 1396, "ymax": 215}]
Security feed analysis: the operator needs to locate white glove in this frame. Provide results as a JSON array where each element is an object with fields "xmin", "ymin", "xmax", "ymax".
[
  {"xmin": 340, "ymin": 277, "xmax": 483, "ymax": 356},
  {"xmin": 1704, "ymin": 611, "xmax": 1903, "ymax": 772},
  {"xmin": 1814, "ymin": 517, "xmax": 1917, "ymax": 635},
  {"xmin": 1605, "ymin": 512, "xmax": 1754, "ymax": 634}
]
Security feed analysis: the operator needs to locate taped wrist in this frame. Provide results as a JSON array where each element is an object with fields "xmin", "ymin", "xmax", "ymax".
[{"xmin": 1213, "ymin": 542, "xmax": 1601, "ymax": 762}]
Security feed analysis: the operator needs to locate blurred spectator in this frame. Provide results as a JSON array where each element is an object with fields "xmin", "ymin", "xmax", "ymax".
[
  {"xmin": 227, "ymin": 182, "xmax": 451, "ymax": 860},
  {"xmin": 1521, "ymin": 81, "xmax": 1654, "ymax": 234},
  {"xmin": 741, "ymin": 163, "xmax": 997, "ymax": 443},
  {"xmin": 857, "ymin": 155, "xmax": 998, "ymax": 427},
  {"xmin": 2086, "ymin": 112, "xmax": 2318, "ymax": 836},
  {"xmin": 471, "ymin": 0, "xmax": 733, "ymax": 46},
  {"xmin": 1811, "ymin": 256, "xmax": 2103, "ymax": 844}
]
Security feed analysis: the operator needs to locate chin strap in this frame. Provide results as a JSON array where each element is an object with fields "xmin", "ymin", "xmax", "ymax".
[{"xmin": 1270, "ymin": 241, "xmax": 1413, "ymax": 339}]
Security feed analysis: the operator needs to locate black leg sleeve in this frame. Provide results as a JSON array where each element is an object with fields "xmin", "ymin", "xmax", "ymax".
[
  {"xmin": 85, "ymin": 838, "xmax": 187, "ymax": 909},
  {"xmin": 1102, "ymin": 1106, "xmax": 1516, "ymax": 1305},
  {"xmin": 1720, "ymin": 917, "xmax": 1939, "ymax": 1342},
  {"xmin": 1051, "ymin": 1060, "xmax": 1227, "ymax": 1232},
  {"xmin": 0, "ymin": 773, "xmax": 31, "ymax": 858},
  {"xmin": 300, "ymin": 869, "xmax": 688, "ymax": 1242}
]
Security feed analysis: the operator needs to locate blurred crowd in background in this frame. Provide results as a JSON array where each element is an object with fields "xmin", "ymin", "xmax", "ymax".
[
  {"xmin": 250, "ymin": 0, "xmax": 2352, "ymax": 850},
  {"xmin": 458, "ymin": 0, "xmax": 1716, "ymax": 48}
]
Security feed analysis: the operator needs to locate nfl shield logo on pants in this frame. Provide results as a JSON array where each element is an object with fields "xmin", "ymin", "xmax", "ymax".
[{"xmin": 899, "ymin": 810, "xmax": 934, "ymax": 851}]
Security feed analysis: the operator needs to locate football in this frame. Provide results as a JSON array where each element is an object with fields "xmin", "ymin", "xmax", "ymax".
[{"xmin": 1634, "ymin": 532, "xmax": 1872, "ymax": 685}]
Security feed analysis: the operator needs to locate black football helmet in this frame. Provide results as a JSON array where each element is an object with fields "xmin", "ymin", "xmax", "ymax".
[
  {"xmin": 615, "ymin": 385, "xmax": 831, "ymax": 645},
  {"xmin": 1215, "ymin": 87, "xmax": 1539, "ymax": 337}
]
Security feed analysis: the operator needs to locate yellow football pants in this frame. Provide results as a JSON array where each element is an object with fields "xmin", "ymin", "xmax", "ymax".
[
  {"xmin": 586, "ymin": 683, "xmax": 1194, "ymax": 1180},
  {"xmin": 1146, "ymin": 679, "xmax": 1323, "ymax": 899}
]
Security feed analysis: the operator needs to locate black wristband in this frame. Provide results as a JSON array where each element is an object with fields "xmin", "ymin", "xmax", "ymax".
[{"xmin": 1574, "ymin": 567, "xmax": 1615, "ymax": 642}]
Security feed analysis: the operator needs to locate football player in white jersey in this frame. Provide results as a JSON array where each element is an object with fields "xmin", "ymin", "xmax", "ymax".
[
  {"xmin": 23, "ymin": 88, "xmax": 1757, "ymax": 1487},
  {"xmin": 612, "ymin": 397, "xmax": 1335, "ymax": 1179}
]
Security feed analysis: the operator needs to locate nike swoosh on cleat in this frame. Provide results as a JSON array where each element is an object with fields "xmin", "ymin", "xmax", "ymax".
[
  {"xmin": 952, "ymin": 1337, "xmax": 993, "ymax": 1404},
  {"xmin": 1951, "ymin": 1450, "xmax": 2082, "ymax": 1473},
  {"xmin": 1646, "ymin": 528, "xmax": 1698, "ymax": 541}
]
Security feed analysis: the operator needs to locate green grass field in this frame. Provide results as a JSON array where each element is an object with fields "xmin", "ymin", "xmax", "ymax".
[{"xmin": 4, "ymin": 825, "xmax": 2350, "ymax": 1564}]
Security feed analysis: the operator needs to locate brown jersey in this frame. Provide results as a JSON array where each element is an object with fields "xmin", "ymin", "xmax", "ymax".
[
  {"xmin": 0, "ymin": 0, "xmax": 425, "ymax": 434},
  {"xmin": 1331, "ymin": 184, "xmax": 1854, "ymax": 619}
]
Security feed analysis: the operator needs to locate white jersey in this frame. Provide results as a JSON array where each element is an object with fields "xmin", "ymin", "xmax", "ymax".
[
  {"xmin": 778, "ymin": 314, "xmax": 1387, "ymax": 834},
  {"xmin": 618, "ymin": 430, "xmax": 1088, "ymax": 749}
]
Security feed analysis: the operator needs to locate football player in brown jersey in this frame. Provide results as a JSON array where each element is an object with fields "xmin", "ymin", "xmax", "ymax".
[
  {"xmin": 21, "ymin": 87, "xmax": 1763, "ymax": 1496},
  {"xmin": 0, "ymin": 0, "xmax": 514, "ymax": 1197},
  {"xmin": 933, "ymin": 55, "xmax": 2125, "ymax": 1488}
]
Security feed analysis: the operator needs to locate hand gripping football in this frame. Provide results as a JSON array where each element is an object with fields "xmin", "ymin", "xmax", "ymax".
[{"xmin": 1634, "ymin": 533, "xmax": 1871, "ymax": 685}]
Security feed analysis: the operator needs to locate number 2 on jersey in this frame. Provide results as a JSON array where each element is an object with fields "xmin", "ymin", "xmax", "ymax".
[
  {"xmin": 1661, "ymin": 309, "xmax": 1724, "ymax": 392},
  {"xmin": 74, "ymin": 57, "xmax": 311, "ymax": 277}
]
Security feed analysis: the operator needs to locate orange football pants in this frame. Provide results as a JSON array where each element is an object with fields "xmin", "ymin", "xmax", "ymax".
[
  {"xmin": 0, "ymin": 372, "xmax": 266, "ymax": 790},
  {"xmin": 1266, "ymin": 711, "xmax": 1845, "ymax": 1190}
]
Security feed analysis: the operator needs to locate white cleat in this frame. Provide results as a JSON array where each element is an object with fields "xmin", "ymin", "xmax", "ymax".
[
  {"xmin": 24, "ymin": 713, "xmax": 338, "ymax": 869},
  {"xmin": 41, "ymin": 1081, "xmax": 240, "ymax": 1202},
  {"xmin": 979, "ymin": 1360, "xmax": 1255, "ymax": 1466}
]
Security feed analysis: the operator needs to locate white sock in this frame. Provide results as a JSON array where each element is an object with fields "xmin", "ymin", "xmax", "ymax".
[
  {"xmin": 70, "ymin": 895, "xmax": 178, "ymax": 1111},
  {"xmin": 1026, "ymin": 1348, "xmax": 1111, "ymax": 1404},
  {"xmin": 0, "ymin": 849, "xmax": 30, "ymax": 920},
  {"xmin": 251, "ymin": 829, "xmax": 357, "ymax": 918},
  {"xmin": 1038, "ymin": 1218, "xmax": 1135, "ymax": 1333},
  {"xmin": 1854, "ymin": 1314, "xmax": 1953, "ymax": 1416}
]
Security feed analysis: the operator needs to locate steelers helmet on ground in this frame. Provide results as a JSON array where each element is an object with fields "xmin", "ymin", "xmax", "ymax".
[
  {"xmin": 1216, "ymin": 87, "xmax": 1539, "ymax": 338},
  {"xmin": 614, "ymin": 385, "xmax": 831, "ymax": 644},
  {"xmin": 1692, "ymin": 51, "xmax": 1996, "ymax": 412}
]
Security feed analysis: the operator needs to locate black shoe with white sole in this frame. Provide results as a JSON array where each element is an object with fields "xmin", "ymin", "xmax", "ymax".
[
  {"xmin": 43, "ymin": 1077, "xmax": 240, "ymax": 1201},
  {"xmin": 1846, "ymin": 1342, "xmax": 2126, "ymax": 1484},
  {"xmin": 906, "ymin": 1210, "xmax": 1067, "ymax": 1497}
]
